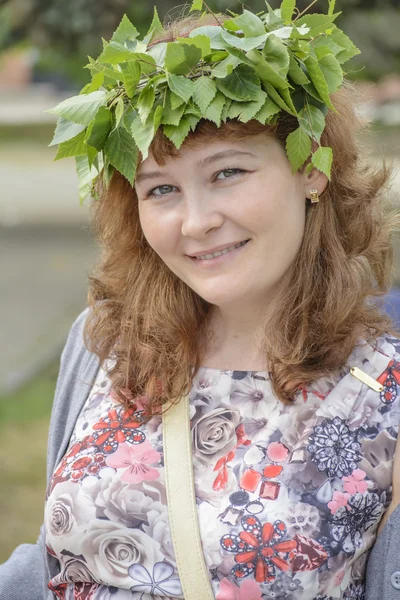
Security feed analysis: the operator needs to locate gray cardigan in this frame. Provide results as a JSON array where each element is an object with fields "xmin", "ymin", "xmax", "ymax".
[{"xmin": 0, "ymin": 308, "xmax": 400, "ymax": 600}]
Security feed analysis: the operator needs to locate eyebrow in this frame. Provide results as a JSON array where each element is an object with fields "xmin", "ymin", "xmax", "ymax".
[{"xmin": 135, "ymin": 150, "xmax": 257, "ymax": 185}]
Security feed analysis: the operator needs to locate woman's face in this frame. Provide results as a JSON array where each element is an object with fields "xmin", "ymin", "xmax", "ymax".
[{"xmin": 135, "ymin": 132, "xmax": 326, "ymax": 310}]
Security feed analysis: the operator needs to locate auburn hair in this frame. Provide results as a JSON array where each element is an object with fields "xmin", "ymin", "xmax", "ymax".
[{"xmin": 84, "ymin": 12, "xmax": 400, "ymax": 413}]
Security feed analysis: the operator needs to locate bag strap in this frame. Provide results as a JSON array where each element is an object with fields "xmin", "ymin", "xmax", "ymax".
[{"xmin": 162, "ymin": 394, "xmax": 215, "ymax": 600}]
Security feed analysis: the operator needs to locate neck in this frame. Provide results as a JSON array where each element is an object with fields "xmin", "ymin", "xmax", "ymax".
[{"xmin": 201, "ymin": 301, "xmax": 273, "ymax": 371}]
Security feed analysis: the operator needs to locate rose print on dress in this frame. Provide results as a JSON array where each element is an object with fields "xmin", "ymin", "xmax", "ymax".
[
  {"xmin": 106, "ymin": 439, "xmax": 161, "ymax": 484},
  {"xmin": 220, "ymin": 515, "xmax": 296, "ymax": 583}
]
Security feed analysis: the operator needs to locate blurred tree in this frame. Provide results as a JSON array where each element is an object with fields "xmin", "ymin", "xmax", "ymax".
[{"xmin": 0, "ymin": 0, "xmax": 399, "ymax": 84}]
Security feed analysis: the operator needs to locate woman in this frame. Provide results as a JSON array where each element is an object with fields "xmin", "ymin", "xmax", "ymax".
[{"xmin": 1, "ymin": 3, "xmax": 400, "ymax": 599}]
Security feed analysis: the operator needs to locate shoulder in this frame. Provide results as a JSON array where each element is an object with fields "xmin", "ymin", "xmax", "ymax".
[{"xmin": 47, "ymin": 308, "xmax": 100, "ymax": 478}]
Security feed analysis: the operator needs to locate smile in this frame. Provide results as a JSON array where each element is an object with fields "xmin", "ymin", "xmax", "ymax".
[{"xmin": 188, "ymin": 239, "xmax": 250, "ymax": 266}]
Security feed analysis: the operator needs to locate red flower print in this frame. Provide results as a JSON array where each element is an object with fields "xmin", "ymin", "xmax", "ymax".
[
  {"xmin": 89, "ymin": 405, "xmax": 146, "ymax": 453},
  {"xmin": 106, "ymin": 439, "xmax": 161, "ymax": 483},
  {"xmin": 212, "ymin": 424, "xmax": 251, "ymax": 492},
  {"xmin": 220, "ymin": 515, "xmax": 296, "ymax": 583},
  {"xmin": 377, "ymin": 359, "xmax": 400, "ymax": 404}
]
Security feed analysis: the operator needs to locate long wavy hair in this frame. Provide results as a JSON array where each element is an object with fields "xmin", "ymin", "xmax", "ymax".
[{"xmin": 85, "ymin": 12, "xmax": 400, "ymax": 413}]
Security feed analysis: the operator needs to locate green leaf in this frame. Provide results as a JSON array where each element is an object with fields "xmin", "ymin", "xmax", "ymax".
[
  {"xmin": 298, "ymin": 104, "xmax": 325, "ymax": 143},
  {"xmin": 137, "ymin": 84, "xmax": 155, "ymax": 125},
  {"xmin": 98, "ymin": 41, "xmax": 137, "ymax": 65},
  {"xmin": 47, "ymin": 91, "xmax": 107, "ymax": 126},
  {"xmin": 263, "ymin": 81, "xmax": 296, "ymax": 115},
  {"xmin": 246, "ymin": 49, "xmax": 290, "ymax": 91},
  {"xmin": 131, "ymin": 105, "xmax": 163, "ymax": 161},
  {"xmin": 86, "ymin": 106, "xmax": 113, "ymax": 150},
  {"xmin": 185, "ymin": 103, "xmax": 203, "ymax": 118},
  {"xmin": 189, "ymin": 26, "xmax": 229, "ymax": 50},
  {"xmin": 212, "ymin": 54, "xmax": 241, "ymax": 78},
  {"xmin": 304, "ymin": 56, "xmax": 334, "ymax": 109},
  {"xmin": 329, "ymin": 25, "xmax": 361, "ymax": 64},
  {"xmin": 176, "ymin": 35, "xmax": 211, "ymax": 58},
  {"xmin": 204, "ymin": 92, "xmax": 226, "ymax": 126},
  {"xmin": 132, "ymin": 53, "xmax": 156, "ymax": 75},
  {"xmin": 286, "ymin": 127, "xmax": 312, "ymax": 173},
  {"xmin": 265, "ymin": 2, "xmax": 284, "ymax": 28},
  {"xmin": 170, "ymin": 92, "xmax": 186, "ymax": 110},
  {"xmin": 161, "ymin": 92, "xmax": 186, "ymax": 126},
  {"xmin": 163, "ymin": 114, "xmax": 200, "ymax": 149},
  {"xmin": 192, "ymin": 76, "xmax": 217, "ymax": 112},
  {"xmin": 85, "ymin": 59, "xmax": 121, "ymax": 83},
  {"xmin": 279, "ymin": 87, "xmax": 298, "ymax": 115},
  {"xmin": 310, "ymin": 146, "xmax": 333, "ymax": 180},
  {"xmin": 227, "ymin": 91, "xmax": 268, "ymax": 122},
  {"xmin": 318, "ymin": 54, "xmax": 342, "ymax": 94},
  {"xmin": 121, "ymin": 61, "xmax": 141, "ymax": 98},
  {"xmin": 49, "ymin": 118, "xmax": 86, "ymax": 147},
  {"xmin": 294, "ymin": 14, "xmax": 340, "ymax": 38},
  {"xmin": 111, "ymin": 15, "xmax": 139, "ymax": 45},
  {"xmin": 146, "ymin": 6, "xmax": 164, "ymax": 40},
  {"xmin": 312, "ymin": 35, "xmax": 343, "ymax": 58},
  {"xmin": 253, "ymin": 96, "xmax": 281, "ymax": 124},
  {"xmin": 86, "ymin": 144, "xmax": 98, "ymax": 170},
  {"xmin": 280, "ymin": 0, "xmax": 296, "ymax": 23},
  {"xmin": 221, "ymin": 98, "xmax": 232, "ymax": 121},
  {"xmin": 148, "ymin": 42, "xmax": 168, "ymax": 68},
  {"xmin": 54, "ymin": 129, "xmax": 87, "ymax": 161},
  {"xmin": 165, "ymin": 42, "xmax": 202, "ymax": 75},
  {"xmin": 221, "ymin": 29, "xmax": 268, "ymax": 52},
  {"xmin": 262, "ymin": 34, "xmax": 290, "ymax": 79},
  {"xmin": 167, "ymin": 73, "xmax": 195, "ymax": 103},
  {"xmin": 104, "ymin": 126, "xmax": 138, "ymax": 185},
  {"xmin": 288, "ymin": 53, "xmax": 309, "ymax": 85},
  {"xmin": 115, "ymin": 97, "xmax": 125, "ymax": 128},
  {"xmin": 76, "ymin": 155, "xmax": 103, "ymax": 205},
  {"xmin": 231, "ymin": 10, "xmax": 266, "ymax": 37},
  {"xmin": 216, "ymin": 64, "xmax": 261, "ymax": 102},
  {"xmin": 190, "ymin": 0, "xmax": 203, "ymax": 11},
  {"xmin": 84, "ymin": 72, "xmax": 105, "ymax": 94}
]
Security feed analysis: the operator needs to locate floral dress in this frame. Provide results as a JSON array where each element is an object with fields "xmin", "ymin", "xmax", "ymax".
[{"xmin": 44, "ymin": 334, "xmax": 400, "ymax": 600}]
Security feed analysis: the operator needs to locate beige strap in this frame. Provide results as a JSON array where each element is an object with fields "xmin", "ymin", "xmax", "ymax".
[{"xmin": 162, "ymin": 394, "xmax": 215, "ymax": 600}]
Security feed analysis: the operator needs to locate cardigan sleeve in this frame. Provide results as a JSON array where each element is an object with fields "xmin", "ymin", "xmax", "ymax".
[
  {"xmin": 0, "ymin": 307, "xmax": 99, "ymax": 600},
  {"xmin": 366, "ymin": 504, "xmax": 400, "ymax": 600}
]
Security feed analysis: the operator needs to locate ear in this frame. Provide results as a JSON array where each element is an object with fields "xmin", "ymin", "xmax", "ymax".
[{"xmin": 301, "ymin": 141, "xmax": 329, "ymax": 199}]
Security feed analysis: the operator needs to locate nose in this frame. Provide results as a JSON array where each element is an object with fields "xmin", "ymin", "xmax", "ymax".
[{"xmin": 180, "ymin": 191, "xmax": 224, "ymax": 239}]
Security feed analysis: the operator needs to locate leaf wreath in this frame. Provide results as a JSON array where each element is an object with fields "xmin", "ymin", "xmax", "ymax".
[{"xmin": 47, "ymin": 0, "xmax": 360, "ymax": 204}]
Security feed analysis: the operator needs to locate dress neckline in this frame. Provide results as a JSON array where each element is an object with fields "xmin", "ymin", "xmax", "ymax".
[{"xmin": 197, "ymin": 364, "xmax": 270, "ymax": 377}]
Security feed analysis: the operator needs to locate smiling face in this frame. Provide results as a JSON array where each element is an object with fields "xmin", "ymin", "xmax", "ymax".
[{"xmin": 135, "ymin": 131, "xmax": 324, "ymax": 314}]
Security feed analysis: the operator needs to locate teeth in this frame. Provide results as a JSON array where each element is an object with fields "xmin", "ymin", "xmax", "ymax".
[{"xmin": 197, "ymin": 240, "xmax": 247, "ymax": 260}]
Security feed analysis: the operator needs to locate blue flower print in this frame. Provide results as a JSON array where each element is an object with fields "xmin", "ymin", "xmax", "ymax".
[
  {"xmin": 307, "ymin": 417, "xmax": 362, "ymax": 478},
  {"xmin": 128, "ymin": 561, "xmax": 183, "ymax": 597}
]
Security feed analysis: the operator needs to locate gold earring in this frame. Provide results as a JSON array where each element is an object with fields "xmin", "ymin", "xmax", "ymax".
[{"xmin": 309, "ymin": 189, "xmax": 319, "ymax": 204}]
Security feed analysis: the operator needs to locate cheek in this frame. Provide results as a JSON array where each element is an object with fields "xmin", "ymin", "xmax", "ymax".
[{"xmin": 138, "ymin": 205, "xmax": 178, "ymax": 258}]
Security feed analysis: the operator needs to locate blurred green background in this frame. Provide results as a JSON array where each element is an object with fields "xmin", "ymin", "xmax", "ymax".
[{"xmin": 0, "ymin": 0, "xmax": 399, "ymax": 563}]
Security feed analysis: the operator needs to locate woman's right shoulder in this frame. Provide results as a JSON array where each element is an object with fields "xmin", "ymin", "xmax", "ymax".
[{"xmin": 59, "ymin": 306, "xmax": 100, "ymax": 383}]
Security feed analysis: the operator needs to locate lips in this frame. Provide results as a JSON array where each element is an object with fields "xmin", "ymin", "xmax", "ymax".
[{"xmin": 188, "ymin": 239, "xmax": 250, "ymax": 259}]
